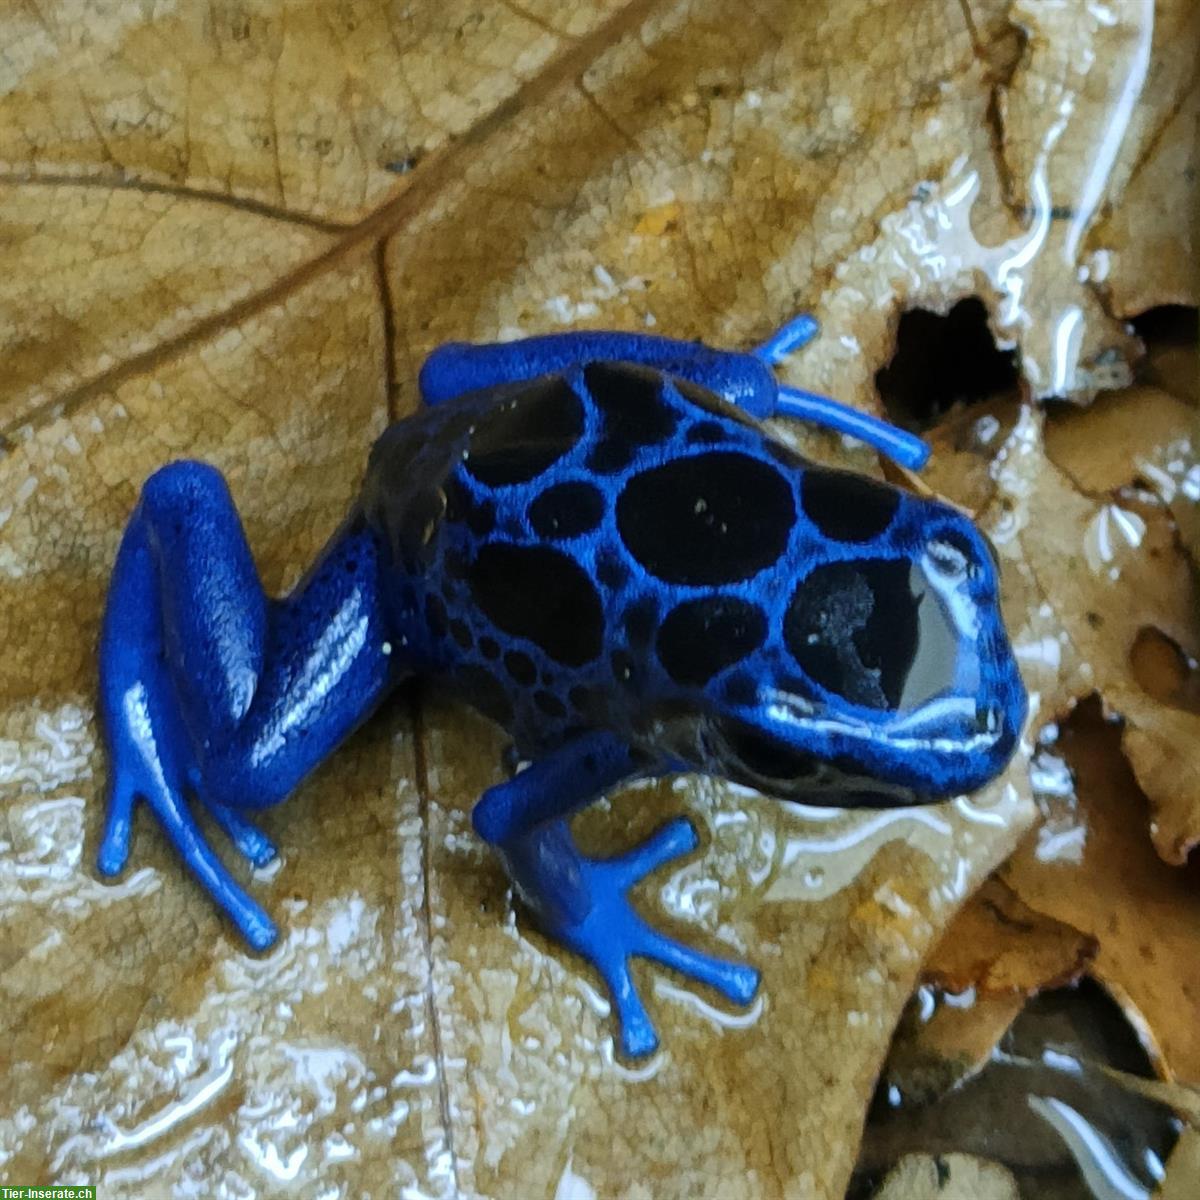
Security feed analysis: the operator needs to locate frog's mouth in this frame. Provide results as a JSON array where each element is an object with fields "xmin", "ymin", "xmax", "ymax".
[{"xmin": 711, "ymin": 718, "xmax": 921, "ymax": 806}]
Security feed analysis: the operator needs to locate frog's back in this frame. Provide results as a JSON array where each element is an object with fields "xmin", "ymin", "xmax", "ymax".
[{"xmin": 361, "ymin": 361, "xmax": 944, "ymax": 761}]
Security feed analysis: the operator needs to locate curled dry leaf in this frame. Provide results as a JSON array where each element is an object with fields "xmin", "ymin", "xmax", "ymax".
[
  {"xmin": 1157, "ymin": 1128, "xmax": 1200, "ymax": 1200},
  {"xmin": 1005, "ymin": 700, "xmax": 1200, "ymax": 1085},
  {"xmin": 877, "ymin": 874, "xmax": 1097, "ymax": 1104},
  {"xmin": 0, "ymin": 0, "xmax": 1192, "ymax": 1197},
  {"xmin": 870, "ymin": 1153, "xmax": 1019, "ymax": 1200},
  {"xmin": 921, "ymin": 875, "xmax": 1098, "ymax": 998}
]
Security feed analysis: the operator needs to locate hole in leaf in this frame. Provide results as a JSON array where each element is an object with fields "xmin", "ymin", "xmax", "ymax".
[
  {"xmin": 1130, "ymin": 304, "xmax": 1199, "ymax": 345},
  {"xmin": 1131, "ymin": 626, "xmax": 1200, "ymax": 713},
  {"xmin": 876, "ymin": 297, "xmax": 1019, "ymax": 430},
  {"xmin": 1132, "ymin": 305, "xmax": 1199, "ymax": 402}
]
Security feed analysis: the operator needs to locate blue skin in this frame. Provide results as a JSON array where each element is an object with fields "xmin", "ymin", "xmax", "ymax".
[{"xmin": 97, "ymin": 315, "xmax": 1026, "ymax": 1057}]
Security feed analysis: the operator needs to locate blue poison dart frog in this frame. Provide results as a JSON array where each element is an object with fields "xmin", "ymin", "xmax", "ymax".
[{"xmin": 97, "ymin": 313, "xmax": 1027, "ymax": 1058}]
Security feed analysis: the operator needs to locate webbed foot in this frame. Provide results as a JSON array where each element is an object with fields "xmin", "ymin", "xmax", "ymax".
[
  {"xmin": 536, "ymin": 817, "xmax": 760, "ymax": 1058},
  {"xmin": 98, "ymin": 733, "xmax": 277, "ymax": 951}
]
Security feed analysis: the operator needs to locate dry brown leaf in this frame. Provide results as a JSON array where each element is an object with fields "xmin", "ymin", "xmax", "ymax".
[
  {"xmin": 921, "ymin": 875, "xmax": 1097, "ymax": 997},
  {"xmin": 1001, "ymin": 701, "xmax": 1200, "ymax": 1085},
  {"xmin": 1157, "ymin": 1127, "xmax": 1200, "ymax": 1199},
  {"xmin": 871, "ymin": 1153, "xmax": 1019, "ymax": 1200},
  {"xmin": 984, "ymin": 396, "xmax": 1200, "ymax": 865},
  {"xmin": 882, "ymin": 992, "xmax": 1027, "ymax": 1105},
  {"xmin": 886, "ymin": 867, "xmax": 1101, "ymax": 1106},
  {"xmin": 997, "ymin": 0, "xmax": 1198, "ymax": 339},
  {"xmin": 0, "ymin": 1, "xmax": 1193, "ymax": 1197}
]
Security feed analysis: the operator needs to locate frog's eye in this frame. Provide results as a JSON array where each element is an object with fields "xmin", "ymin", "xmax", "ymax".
[
  {"xmin": 784, "ymin": 558, "xmax": 919, "ymax": 710},
  {"xmin": 723, "ymin": 722, "xmax": 817, "ymax": 782}
]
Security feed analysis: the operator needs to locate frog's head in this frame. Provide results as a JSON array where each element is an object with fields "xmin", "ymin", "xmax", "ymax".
[{"xmin": 650, "ymin": 469, "xmax": 1027, "ymax": 803}]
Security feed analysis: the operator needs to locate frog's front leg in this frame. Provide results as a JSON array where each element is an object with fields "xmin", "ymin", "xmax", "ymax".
[
  {"xmin": 98, "ymin": 461, "xmax": 399, "ymax": 948},
  {"xmin": 473, "ymin": 732, "xmax": 760, "ymax": 1058}
]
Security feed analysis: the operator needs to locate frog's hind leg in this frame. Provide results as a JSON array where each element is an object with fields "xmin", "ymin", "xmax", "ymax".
[
  {"xmin": 99, "ymin": 460, "xmax": 396, "ymax": 948},
  {"xmin": 99, "ymin": 477, "xmax": 278, "ymax": 947},
  {"xmin": 472, "ymin": 733, "xmax": 760, "ymax": 1058}
]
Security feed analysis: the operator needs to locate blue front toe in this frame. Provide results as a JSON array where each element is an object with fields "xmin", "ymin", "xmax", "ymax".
[{"xmin": 534, "ymin": 817, "xmax": 761, "ymax": 1058}]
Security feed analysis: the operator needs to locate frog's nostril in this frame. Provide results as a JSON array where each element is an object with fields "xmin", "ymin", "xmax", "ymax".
[
  {"xmin": 975, "ymin": 703, "xmax": 1002, "ymax": 735},
  {"xmin": 925, "ymin": 533, "xmax": 972, "ymax": 580}
]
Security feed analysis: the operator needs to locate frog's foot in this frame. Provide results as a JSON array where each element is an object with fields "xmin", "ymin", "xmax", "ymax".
[
  {"xmin": 543, "ymin": 817, "xmax": 760, "ymax": 1059},
  {"xmin": 97, "ymin": 751, "xmax": 278, "ymax": 951}
]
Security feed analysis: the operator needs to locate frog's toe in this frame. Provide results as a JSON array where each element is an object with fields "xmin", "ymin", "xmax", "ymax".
[
  {"xmin": 634, "ymin": 922, "xmax": 760, "ymax": 1006},
  {"xmin": 606, "ymin": 815, "xmax": 698, "ymax": 887},
  {"xmin": 752, "ymin": 311, "xmax": 820, "ymax": 364},
  {"xmin": 595, "ymin": 953, "xmax": 661, "ymax": 1059},
  {"xmin": 101, "ymin": 761, "xmax": 278, "ymax": 951},
  {"xmin": 206, "ymin": 799, "xmax": 278, "ymax": 868},
  {"xmin": 545, "ymin": 817, "xmax": 759, "ymax": 1057},
  {"xmin": 97, "ymin": 778, "xmax": 136, "ymax": 877}
]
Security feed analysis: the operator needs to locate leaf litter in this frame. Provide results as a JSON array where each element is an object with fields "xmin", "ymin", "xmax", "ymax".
[{"xmin": 0, "ymin": 0, "xmax": 1195, "ymax": 1197}]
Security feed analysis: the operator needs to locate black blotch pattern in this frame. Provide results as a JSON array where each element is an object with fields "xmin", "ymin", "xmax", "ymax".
[
  {"xmin": 479, "ymin": 635, "xmax": 501, "ymax": 660},
  {"xmin": 622, "ymin": 597, "xmax": 658, "ymax": 649},
  {"xmin": 569, "ymin": 684, "xmax": 604, "ymax": 719},
  {"xmin": 528, "ymin": 481, "xmax": 605, "ymax": 540},
  {"xmin": 468, "ymin": 498, "xmax": 496, "ymax": 537},
  {"xmin": 586, "ymin": 441, "xmax": 634, "ymax": 475},
  {"xmin": 725, "ymin": 722, "xmax": 817, "ymax": 780},
  {"xmin": 656, "ymin": 597, "xmax": 767, "ymax": 687},
  {"xmin": 800, "ymin": 469, "xmax": 900, "ymax": 543},
  {"xmin": 586, "ymin": 363, "xmax": 677, "ymax": 440},
  {"xmin": 464, "ymin": 377, "xmax": 584, "ymax": 486},
  {"xmin": 455, "ymin": 665, "xmax": 513, "ymax": 727},
  {"xmin": 617, "ymin": 451, "xmax": 795, "ymax": 584},
  {"xmin": 450, "ymin": 619, "xmax": 473, "ymax": 650},
  {"xmin": 766, "ymin": 439, "xmax": 803, "ymax": 469},
  {"xmin": 686, "ymin": 420, "xmax": 727, "ymax": 445},
  {"xmin": 534, "ymin": 690, "xmax": 567, "ymax": 719},
  {"xmin": 596, "ymin": 550, "xmax": 629, "ymax": 590},
  {"xmin": 444, "ymin": 476, "xmax": 496, "ymax": 537},
  {"xmin": 425, "ymin": 593, "xmax": 448, "ymax": 638},
  {"xmin": 784, "ymin": 559, "xmax": 918, "ymax": 709},
  {"xmin": 503, "ymin": 650, "xmax": 537, "ymax": 686},
  {"xmin": 469, "ymin": 543, "xmax": 603, "ymax": 666}
]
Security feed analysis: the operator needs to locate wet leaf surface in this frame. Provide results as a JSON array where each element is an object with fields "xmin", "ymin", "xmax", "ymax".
[{"xmin": 0, "ymin": 1, "xmax": 1195, "ymax": 1197}]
